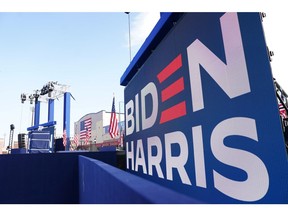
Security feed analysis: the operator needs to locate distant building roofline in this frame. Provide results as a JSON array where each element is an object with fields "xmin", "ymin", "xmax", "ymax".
[{"xmin": 75, "ymin": 110, "xmax": 124, "ymax": 123}]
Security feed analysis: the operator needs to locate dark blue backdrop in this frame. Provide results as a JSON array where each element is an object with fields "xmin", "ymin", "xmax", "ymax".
[
  {"xmin": 0, "ymin": 152, "xmax": 117, "ymax": 204},
  {"xmin": 123, "ymin": 13, "xmax": 288, "ymax": 203}
]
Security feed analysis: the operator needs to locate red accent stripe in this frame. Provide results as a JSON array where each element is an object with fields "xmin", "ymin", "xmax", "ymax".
[
  {"xmin": 160, "ymin": 101, "xmax": 187, "ymax": 124},
  {"xmin": 157, "ymin": 54, "xmax": 182, "ymax": 83},
  {"xmin": 161, "ymin": 77, "xmax": 184, "ymax": 102}
]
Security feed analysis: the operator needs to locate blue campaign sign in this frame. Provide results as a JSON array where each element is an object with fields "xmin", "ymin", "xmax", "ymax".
[{"xmin": 122, "ymin": 13, "xmax": 288, "ymax": 203}]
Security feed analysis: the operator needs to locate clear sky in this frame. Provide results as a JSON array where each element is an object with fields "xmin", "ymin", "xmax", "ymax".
[
  {"xmin": 0, "ymin": 11, "xmax": 160, "ymax": 141},
  {"xmin": 0, "ymin": 0, "xmax": 287, "ymax": 149}
]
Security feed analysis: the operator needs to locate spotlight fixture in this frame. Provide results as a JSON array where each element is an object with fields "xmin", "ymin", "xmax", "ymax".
[
  {"xmin": 20, "ymin": 93, "xmax": 27, "ymax": 103},
  {"xmin": 10, "ymin": 124, "xmax": 15, "ymax": 130},
  {"xmin": 29, "ymin": 94, "xmax": 34, "ymax": 104}
]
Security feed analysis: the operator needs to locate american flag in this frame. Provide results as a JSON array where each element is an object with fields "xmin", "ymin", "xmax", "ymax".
[
  {"xmin": 63, "ymin": 129, "xmax": 67, "ymax": 147},
  {"xmin": 279, "ymin": 103, "xmax": 287, "ymax": 119},
  {"xmin": 109, "ymin": 97, "xmax": 119, "ymax": 138},
  {"xmin": 80, "ymin": 118, "xmax": 92, "ymax": 139},
  {"xmin": 84, "ymin": 127, "xmax": 90, "ymax": 145},
  {"xmin": 73, "ymin": 134, "xmax": 79, "ymax": 146}
]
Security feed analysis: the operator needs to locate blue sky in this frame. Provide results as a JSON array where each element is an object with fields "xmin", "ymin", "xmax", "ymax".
[
  {"xmin": 0, "ymin": 11, "xmax": 160, "ymax": 140},
  {"xmin": 0, "ymin": 0, "xmax": 287, "ymax": 147}
]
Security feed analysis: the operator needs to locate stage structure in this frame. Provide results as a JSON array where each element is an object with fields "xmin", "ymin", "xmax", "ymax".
[{"xmin": 21, "ymin": 81, "xmax": 73, "ymax": 153}]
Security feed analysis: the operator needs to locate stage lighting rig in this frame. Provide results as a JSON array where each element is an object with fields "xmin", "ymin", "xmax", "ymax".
[
  {"xmin": 28, "ymin": 94, "xmax": 34, "ymax": 104},
  {"xmin": 21, "ymin": 81, "xmax": 73, "ymax": 105},
  {"xmin": 40, "ymin": 85, "xmax": 48, "ymax": 96},
  {"xmin": 33, "ymin": 90, "xmax": 40, "ymax": 102},
  {"xmin": 27, "ymin": 90, "xmax": 40, "ymax": 104},
  {"xmin": 39, "ymin": 81, "xmax": 58, "ymax": 97},
  {"xmin": 21, "ymin": 93, "xmax": 27, "ymax": 103}
]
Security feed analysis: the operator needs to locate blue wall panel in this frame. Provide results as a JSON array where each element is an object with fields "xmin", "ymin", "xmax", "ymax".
[
  {"xmin": 0, "ymin": 152, "xmax": 118, "ymax": 204},
  {"xmin": 78, "ymin": 156, "xmax": 202, "ymax": 204}
]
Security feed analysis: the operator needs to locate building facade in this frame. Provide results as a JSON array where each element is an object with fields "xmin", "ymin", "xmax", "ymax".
[{"xmin": 74, "ymin": 110, "xmax": 124, "ymax": 151}]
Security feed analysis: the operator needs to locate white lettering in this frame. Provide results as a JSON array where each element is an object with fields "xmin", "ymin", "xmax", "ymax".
[
  {"xmin": 125, "ymin": 100, "xmax": 134, "ymax": 136},
  {"xmin": 187, "ymin": 12, "xmax": 250, "ymax": 112},
  {"xmin": 135, "ymin": 139, "xmax": 147, "ymax": 174},
  {"xmin": 211, "ymin": 117, "xmax": 269, "ymax": 201},
  {"xmin": 135, "ymin": 93, "xmax": 140, "ymax": 132},
  {"xmin": 147, "ymin": 136, "xmax": 164, "ymax": 178},
  {"xmin": 165, "ymin": 131, "xmax": 192, "ymax": 185},
  {"xmin": 126, "ymin": 141, "xmax": 134, "ymax": 170},
  {"xmin": 192, "ymin": 125, "xmax": 207, "ymax": 188},
  {"xmin": 141, "ymin": 82, "xmax": 158, "ymax": 130}
]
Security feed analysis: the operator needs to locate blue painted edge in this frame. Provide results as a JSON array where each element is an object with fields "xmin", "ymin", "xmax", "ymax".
[
  {"xmin": 34, "ymin": 100, "xmax": 41, "ymax": 126},
  {"xmin": 27, "ymin": 121, "xmax": 57, "ymax": 131},
  {"xmin": 48, "ymin": 99, "xmax": 55, "ymax": 122},
  {"xmin": 79, "ymin": 155, "xmax": 203, "ymax": 204},
  {"xmin": 120, "ymin": 12, "xmax": 184, "ymax": 86},
  {"xmin": 63, "ymin": 92, "xmax": 71, "ymax": 150}
]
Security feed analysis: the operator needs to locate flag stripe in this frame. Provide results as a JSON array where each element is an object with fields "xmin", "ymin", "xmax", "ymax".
[
  {"xmin": 85, "ymin": 127, "xmax": 90, "ymax": 145},
  {"xmin": 279, "ymin": 103, "xmax": 287, "ymax": 118},
  {"xmin": 80, "ymin": 118, "xmax": 92, "ymax": 139},
  {"xmin": 63, "ymin": 129, "xmax": 67, "ymax": 147},
  {"xmin": 73, "ymin": 134, "xmax": 79, "ymax": 146},
  {"xmin": 109, "ymin": 97, "xmax": 119, "ymax": 138}
]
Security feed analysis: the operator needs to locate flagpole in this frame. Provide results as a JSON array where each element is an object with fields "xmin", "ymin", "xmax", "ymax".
[
  {"xmin": 119, "ymin": 100, "xmax": 121, "ymax": 131},
  {"xmin": 112, "ymin": 93, "xmax": 116, "ymax": 143},
  {"xmin": 118, "ymin": 100, "xmax": 121, "ymax": 147},
  {"xmin": 125, "ymin": 12, "xmax": 132, "ymax": 62}
]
